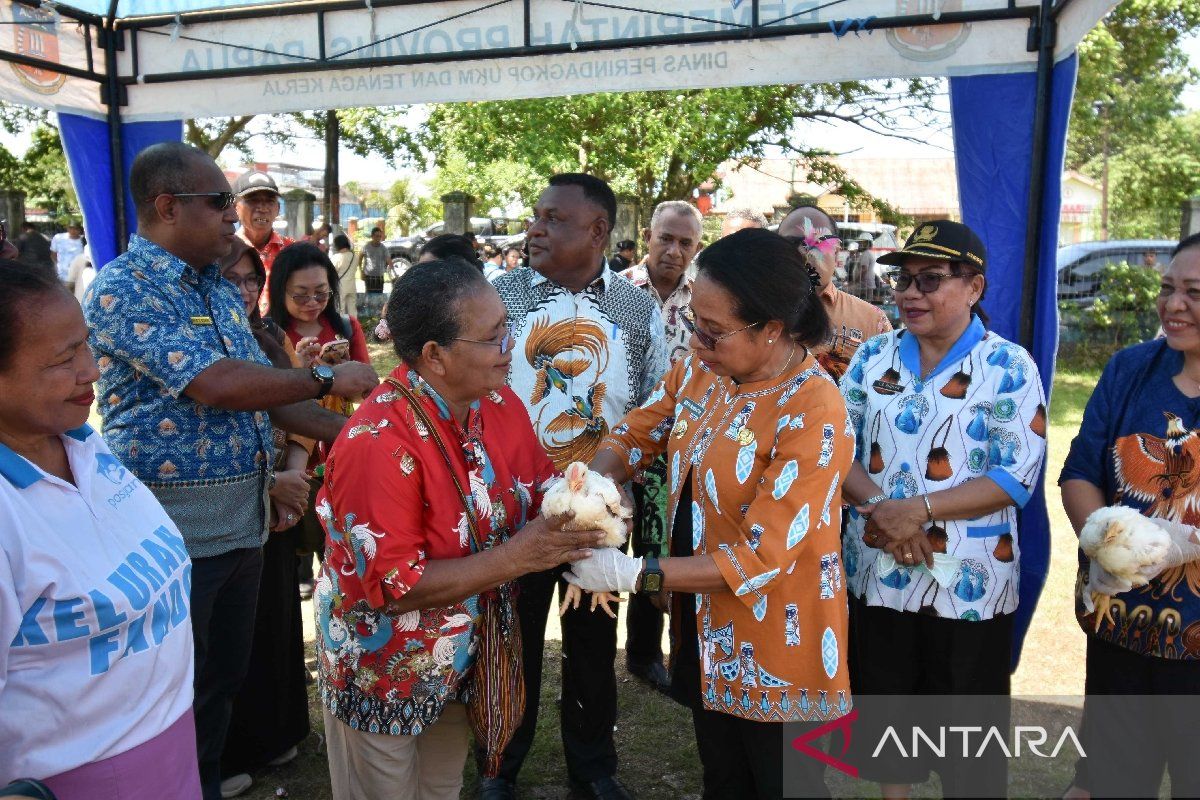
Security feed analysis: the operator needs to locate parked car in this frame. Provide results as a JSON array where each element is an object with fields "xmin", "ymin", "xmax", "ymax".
[
  {"xmin": 384, "ymin": 217, "xmax": 524, "ymax": 279},
  {"xmin": 1057, "ymin": 239, "xmax": 1176, "ymax": 306}
]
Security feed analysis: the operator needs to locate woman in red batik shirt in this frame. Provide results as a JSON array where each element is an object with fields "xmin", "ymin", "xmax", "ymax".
[{"xmin": 313, "ymin": 258, "xmax": 602, "ymax": 800}]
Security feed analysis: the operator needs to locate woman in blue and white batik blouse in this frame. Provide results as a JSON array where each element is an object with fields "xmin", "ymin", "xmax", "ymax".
[{"xmin": 838, "ymin": 220, "xmax": 1047, "ymax": 798}]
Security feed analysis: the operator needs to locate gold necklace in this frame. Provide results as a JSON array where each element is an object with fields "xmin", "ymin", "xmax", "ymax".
[
  {"xmin": 731, "ymin": 343, "xmax": 803, "ymax": 389},
  {"xmin": 765, "ymin": 343, "xmax": 799, "ymax": 383}
]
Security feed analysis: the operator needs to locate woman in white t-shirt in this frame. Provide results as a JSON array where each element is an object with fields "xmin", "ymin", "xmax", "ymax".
[
  {"xmin": 330, "ymin": 234, "xmax": 358, "ymax": 318},
  {"xmin": 0, "ymin": 259, "xmax": 200, "ymax": 799}
]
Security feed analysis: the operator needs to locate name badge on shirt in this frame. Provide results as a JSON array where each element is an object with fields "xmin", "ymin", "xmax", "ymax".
[
  {"xmin": 190, "ymin": 315, "xmax": 213, "ymax": 326},
  {"xmin": 872, "ymin": 378, "xmax": 904, "ymax": 395}
]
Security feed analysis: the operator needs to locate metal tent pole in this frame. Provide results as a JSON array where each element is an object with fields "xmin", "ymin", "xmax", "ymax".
[
  {"xmin": 103, "ymin": 0, "xmax": 127, "ymax": 254},
  {"xmin": 1018, "ymin": 0, "xmax": 1058, "ymax": 350}
]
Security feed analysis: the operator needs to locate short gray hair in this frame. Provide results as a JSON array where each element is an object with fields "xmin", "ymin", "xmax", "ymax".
[
  {"xmin": 723, "ymin": 208, "xmax": 768, "ymax": 228},
  {"xmin": 650, "ymin": 200, "xmax": 703, "ymax": 232}
]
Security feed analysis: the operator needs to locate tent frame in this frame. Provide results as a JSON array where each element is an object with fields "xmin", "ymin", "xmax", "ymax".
[
  {"xmin": 116, "ymin": 1, "xmax": 1045, "ymax": 85},
  {"xmin": 0, "ymin": 0, "xmax": 1074, "ymax": 350}
]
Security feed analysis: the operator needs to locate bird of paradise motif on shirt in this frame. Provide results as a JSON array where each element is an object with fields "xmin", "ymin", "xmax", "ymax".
[
  {"xmin": 1113, "ymin": 412, "xmax": 1200, "ymax": 600},
  {"xmin": 540, "ymin": 383, "xmax": 609, "ymax": 470},
  {"xmin": 317, "ymin": 499, "xmax": 388, "ymax": 580},
  {"xmin": 524, "ymin": 317, "xmax": 610, "ymax": 404}
]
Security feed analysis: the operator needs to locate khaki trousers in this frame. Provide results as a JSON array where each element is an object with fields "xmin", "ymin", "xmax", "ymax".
[
  {"xmin": 339, "ymin": 286, "xmax": 357, "ymax": 319},
  {"xmin": 324, "ymin": 702, "xmax": 469, "ymax": 800}
]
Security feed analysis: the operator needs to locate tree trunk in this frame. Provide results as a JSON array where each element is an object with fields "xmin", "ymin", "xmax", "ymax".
[
  {"xmin": 324, "ymin": 110, "xmax": 340, "ymax": 226},
  {"xmin": 185, "ymin": 115, "xmax": 256, "ymax": 159}
]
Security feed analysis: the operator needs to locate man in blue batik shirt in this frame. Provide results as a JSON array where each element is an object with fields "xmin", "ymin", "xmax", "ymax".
[{"xmin": 84, "ymin": 142, "xmax": 378, "ymax": 800}]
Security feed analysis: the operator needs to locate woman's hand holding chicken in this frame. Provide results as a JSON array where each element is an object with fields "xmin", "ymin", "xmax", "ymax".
[{"xmin": 1080, "ymin": 506, "xmax": 1200, "ymax": 629}]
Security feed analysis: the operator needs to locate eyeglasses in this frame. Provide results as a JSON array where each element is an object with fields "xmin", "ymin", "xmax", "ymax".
[
  {"xmin": 226, "ymin": 275, "xmax": 262, "ymax": 292},
  {"xmin": 453, "ymin": 331, "xmax": 514, "ymax": 354},
  {"xmin": 679, "ymin": 306, "xmax": 758, "ymax": 351},
  {"xmin": 890, "ymin": 271, "xmax": 965, "ymax": 294},
  {"xmin": 289, "ymin": 291, "xmax": 332, "ymax": 305},
  {"xmin": 164, "ymin": 191, "xmax": 236, "ymax": 211}
]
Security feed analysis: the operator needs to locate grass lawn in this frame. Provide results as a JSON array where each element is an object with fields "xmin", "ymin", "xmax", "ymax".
[{"xmin": 237, "ymin": 352, "xmax": 1103, "ymax": 800}]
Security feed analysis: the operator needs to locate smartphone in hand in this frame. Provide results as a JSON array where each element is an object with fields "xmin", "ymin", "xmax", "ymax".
[{"xmin": 319, "ymin": 338, "xmax": 350, "ymax": 364}]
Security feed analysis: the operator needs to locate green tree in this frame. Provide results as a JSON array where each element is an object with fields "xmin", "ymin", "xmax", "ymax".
[
  {"xmin": 1105, "ymin": 111, "xmax": 1200, "ymax": 239},
  {"xmin": 20, "ymin": 126, "xmax": 79, "ymax": 217},
  {"xmin": 381, "ymin": 177, "xmax": 440, "ymax": 236},
  {"xmin": 1066, "ymin": 262, "xmax": 1162, "ymax": 345},
  {"xmin": 428, "ymin": 149, "xmax": 544, "ymax": 218},
  {"xmin": 0, "ymin": 142, "xmax": 21, "ymax": 191},
  {"xmin": 344, "ymin": 177, "xmax": 439, "ymax": 236},
  {"xmin": 0, "ymin": 121, "xmax": 78, "ymax": 219},
  {"xmin": 421, "ymin": 81, "xmax": 935, "ymax": 225},
  {"xmin": 1067, "ymin": 0, "xmax": 1200, "ymax": 169},
  {"xmin": 1067, "ymin": 0, "xmax": 1200, "ymax": 236},
  {"xmin": 185, "ymin": 108, "xmax": 418, "ymax": 163}
]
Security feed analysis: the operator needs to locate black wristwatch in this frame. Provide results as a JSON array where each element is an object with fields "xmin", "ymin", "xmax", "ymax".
[
  {"xmin": 639, "ymin": 556, "xmax": 664, "ymax": 594},
  {"xmin": 311, "ymin": 363, "xmax": 335, "ymax": 399}
]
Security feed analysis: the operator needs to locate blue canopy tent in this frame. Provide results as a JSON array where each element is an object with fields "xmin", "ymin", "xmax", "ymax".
[{"xmin": 0, "ymin": 0, "xmax": 1113, "ymax": 667}]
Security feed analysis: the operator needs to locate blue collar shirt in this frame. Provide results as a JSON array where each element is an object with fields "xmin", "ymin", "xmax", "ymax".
[{"xmin": 84, "ymin": 235, "xmax": 274, "ymax": 555}]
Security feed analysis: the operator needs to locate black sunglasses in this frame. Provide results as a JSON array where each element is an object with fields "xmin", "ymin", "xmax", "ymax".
[
  {"xmin": 164, "ymin": 191, "xmax": 236, "ymax": 211},
  {"xmin": 890, "ymin": 271, "xmax": 968, "ymax": 294}
]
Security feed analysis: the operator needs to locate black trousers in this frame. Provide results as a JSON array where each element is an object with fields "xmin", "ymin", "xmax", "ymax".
[
  {"xmin": 625, "ymin": 478, "xmax": 665, "ymax": 667},
  {"xmin": 363, "ymin": 274, "xmax": 384, "ymax": 293},
  {"xmin": 691, "ymin": 707, "xmax": 831, "ymax": 800},
  {"xmin": 1073, "ymin": 636, "xmax": 1200, "ymax": 798},
  {"xmin": 491, "ymin": 565, "xmax": 618, "ymax": 786},
  {"xmin": 190, "ymin": 547, "xmax": 263, "ymax": 800},
  {"xmin": 221, "ymin": 530, "xmax": 309, "ymax": 775},
  {"xmin": 847, "ymin": 598, "xmax": 1012, "ymax": 795}
]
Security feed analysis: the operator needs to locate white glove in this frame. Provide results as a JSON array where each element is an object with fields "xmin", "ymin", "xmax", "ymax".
[
  {"xmin": 563, "ymin": 549, "xmax": 644, "ymax": 594},
  {"xmin": 1142, "ymin": 516, "xmax": 1200, "ymax": 578},
  {"xmin": 1081, "ymin": 559, "xmax": 1133, "ymax": 614}
]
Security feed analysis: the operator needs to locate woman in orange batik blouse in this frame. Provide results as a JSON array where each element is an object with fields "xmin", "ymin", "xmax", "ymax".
[{"xmin": 569, "ymin": 229, "xmax": 853, "ymax": 800}]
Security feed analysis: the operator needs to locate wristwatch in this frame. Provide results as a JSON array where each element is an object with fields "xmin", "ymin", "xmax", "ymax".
[
  {"xmin": 639, "ymin": 556, "xmax": 664, "ymax": 595},
  {"xmin": 311, "ymin": 363, "xmax": 335, "ymax": 399}
]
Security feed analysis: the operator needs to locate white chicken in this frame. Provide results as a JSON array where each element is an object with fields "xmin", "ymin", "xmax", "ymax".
[
  {"xmin": 542, "ymin": 461, "xmax": 633, "ymax": 618},
  {"xmin": 1079, "ymin": 505, "xmax": 1173, "ymax": 630}
]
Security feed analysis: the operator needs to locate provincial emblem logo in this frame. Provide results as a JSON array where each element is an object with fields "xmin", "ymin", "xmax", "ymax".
[
  {"xmin": 885, "ymin": 0, "xmax": 971, "ymax": 62},
  {"xmin": 10, "ymin": 2, "xmax": 66, "ymax": 95}
]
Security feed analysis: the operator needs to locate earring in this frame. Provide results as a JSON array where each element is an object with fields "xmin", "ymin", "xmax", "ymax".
[{"xmin": 768, "ymin": 339, "xmax": 774, "ymax": 344}]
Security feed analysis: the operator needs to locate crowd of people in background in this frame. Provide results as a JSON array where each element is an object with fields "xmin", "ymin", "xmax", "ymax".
[{"xmin": 2, "ymin": 138, "xmax": 1199, "ymax": 800}]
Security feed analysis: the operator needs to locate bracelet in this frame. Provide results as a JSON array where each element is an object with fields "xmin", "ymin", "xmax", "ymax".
[
  {"xmin": 922, "ymin": 494, "xmax": 935, "ymax": 523},
  {"xmin": 267, "ymin": 469, "xmax": 277, "ymax": 490},
  {"xmin": 864, "ymin": 494, "xmax": 887, "ymax": 506}
]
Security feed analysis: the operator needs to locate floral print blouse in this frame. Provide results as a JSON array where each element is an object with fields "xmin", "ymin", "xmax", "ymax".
[
  {"xmin": 601, "ymin": 351, "xmax": 854, "ymax": 723},
  {"xmin": 314, "ymin": 364, "xmax": 556, "ymax": 735}
]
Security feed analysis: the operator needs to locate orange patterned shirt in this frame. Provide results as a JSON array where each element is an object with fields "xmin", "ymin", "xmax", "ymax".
[
  {"xmin": 601, "ymin": 351, "xmax": 854, "ymax": 722},
  {"xmin": 815, "ymin": 284, "xmax": 892, "ymax": 382}
]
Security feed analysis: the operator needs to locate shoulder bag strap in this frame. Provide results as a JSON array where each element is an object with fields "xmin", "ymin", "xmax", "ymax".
[{"xmin": 385, "ymin": 377, "xmax": 486, "ymax": 552}]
